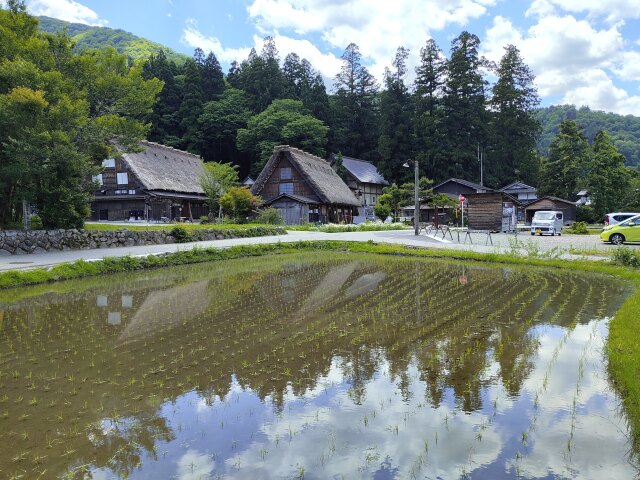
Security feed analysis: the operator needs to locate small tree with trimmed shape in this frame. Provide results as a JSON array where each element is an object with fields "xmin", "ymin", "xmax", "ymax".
[{"xmin": 219, "ymin": 187, "xmax": 261, "ymax": 222}]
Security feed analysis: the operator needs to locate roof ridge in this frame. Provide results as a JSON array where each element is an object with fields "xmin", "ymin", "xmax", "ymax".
[{"xmin": 141, "ymin": 140, "xmax": 202, "ymax": 160}]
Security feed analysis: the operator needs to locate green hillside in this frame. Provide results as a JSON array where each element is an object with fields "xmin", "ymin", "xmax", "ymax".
[
  {"xmin": 536, "ymin": 105, "xmax": 640, "ymax": 167},
  {"xmin": 37, "ymin": 16, "xmax": 189, "ymax": 65}
]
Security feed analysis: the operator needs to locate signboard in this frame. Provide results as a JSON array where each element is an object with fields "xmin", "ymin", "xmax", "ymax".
[{"xmin": 459, "ymin": 194, "xmax": 465, "ymax": 203}]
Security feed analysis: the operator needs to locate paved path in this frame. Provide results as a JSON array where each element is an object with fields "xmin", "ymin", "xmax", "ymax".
[{"xmin": 2, "ymin": 229, "xmax": 632, "ymax": 272}]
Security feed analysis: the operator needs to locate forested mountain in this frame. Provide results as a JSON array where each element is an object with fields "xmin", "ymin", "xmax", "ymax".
[
  {"xmin": 536, "ymin": 105, "xmax": 640, "ymax": 167},
  {"xmin": 38, "ymin": 16, "xmax": 189, "ymax": 65}
]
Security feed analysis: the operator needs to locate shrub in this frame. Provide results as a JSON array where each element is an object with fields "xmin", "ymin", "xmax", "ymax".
[
  {"xmin": 199, "ymin": 216, "xmax": 209, "ymax": 224},
  {"xmin": 374, "ymin": 203, "xmax": 391, "ymax": 221},
  {"xmin": 255, "ymin": 208, "xmax": 284, "ymax": 225},
  {"xmin": 220, "ymin": 187, "xmax": 261, "ymax": 222},
  {"xmin": 567, "ymin": 221, "xmax": 589, "ymax": 234},
  {"xmin": 30, "ymin": 214, "xmax": 43, "ymax": 230},
  {"xmin": 576, "ymin": 205, "xmax": 598, "ymax": 223},
  {"xmin": 169, "ymin": 226, "xmax": 192, "ymax": 243},
  {"xmin": 612, "ymin": 247, "xmax": 640, "ymax": 268}
]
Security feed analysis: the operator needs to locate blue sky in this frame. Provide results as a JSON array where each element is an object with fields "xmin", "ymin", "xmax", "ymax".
[{"xmin": 25, "ymin": 0, "xmax": 640, "ymax": 115}]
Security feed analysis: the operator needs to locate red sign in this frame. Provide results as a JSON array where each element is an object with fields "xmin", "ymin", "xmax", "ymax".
[{"xmin": 459, "ymin": 195, "xmax": 466, "ymax": 203}]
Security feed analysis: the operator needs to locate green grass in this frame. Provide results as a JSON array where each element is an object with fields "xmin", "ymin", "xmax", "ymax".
[
  {"xmin": 0, "ymin": 239, "xmax": 639, "ymax": 449},
  {"xmin": 84, "ymin": 222, "xmax": 278, "ymax": 231},
  {"xmin": 287, "ymin": 222, "xmax": 409, "ymax": 233}
]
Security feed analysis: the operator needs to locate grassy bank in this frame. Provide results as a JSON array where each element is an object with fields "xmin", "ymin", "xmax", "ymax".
[
  {"xmin": 84, "ymin": 222, "xmax": 278, "ymax": 231},
  {"xmin": 0, "ymin": 239, "xmax": 638, "ymax": 449},
  {"xmin": 288, "ymin": 222, "xmax": 409, "ymax": 232}
]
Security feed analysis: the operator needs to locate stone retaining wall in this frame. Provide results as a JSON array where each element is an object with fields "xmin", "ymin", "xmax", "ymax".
[{"xmin": 0, "ymin": 227, "xmax": 285, "ymax": 255}]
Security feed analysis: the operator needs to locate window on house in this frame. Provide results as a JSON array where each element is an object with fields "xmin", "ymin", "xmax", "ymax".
[
  {"xmin": 279, "ymin": 183, "xmax": 294, "ymax": 195},
  {"xmin": 129, "ymin": 189, "xmax": 136, "ymax": 195},
  {"xmin": 102, "ymin": 158, "xmax": 116, "ymax": 168},
  {"xmin": 116, "ymin": 172, "xmax": 128, "ymax": 185},
  {"xmin": 92, "ymin": 174, "xmax": 103, "ymax": 186},
  {"xmin": 280, "ymin": 167, "xmax": 292, "ymax": 180}
]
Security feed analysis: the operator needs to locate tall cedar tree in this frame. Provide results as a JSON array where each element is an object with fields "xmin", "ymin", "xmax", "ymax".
[
  {"xmin": 489, "ymin": 45, "xmax": 540, "ymax": 186},
  {"xmin": 587, "ymin": 130, "xmax": 631, "ymax": 218},
  {"xmin": 441, "ymin": 32, "xmax": 487, "ymax": 182},
  {"xmin": 331, "ymin": 43, "xmax": 379, "ymax": 159},
  {"xmin": 378, "ymin": 47, "xmax": 414, "ymax": 184},
  {"xmin": 413, "ymin": 39, "xmax": 447, "ymax": 181},
  {"xmin": 538, "ymin": 120, "xmax": 591, "ymax": 199},
  {"xmin": 201, "ymin": 51, "xmax": 225, "ymax": 102},
  {"xmin": 233, "ymin": 38, "xmax": 286, "ymax": 113},
  {"xmin": 178, "ymin": 57, "xmax": 204, "ymax": 152},
  {"xmin": 142, "ymin": 50, "xmax": 181, "ymax": 146},
  {"xmin": 282, "ymin": 53, "xmax": 331, "ymax": 124}
]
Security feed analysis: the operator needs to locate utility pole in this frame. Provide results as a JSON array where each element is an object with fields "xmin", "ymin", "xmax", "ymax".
[
  {"xmin": 414, "ymin": 160, "xmax": 419, "ymax": 236},
  {"xmin": 478, "ymin": 144, "xmax": 484, "ymax": 187}
]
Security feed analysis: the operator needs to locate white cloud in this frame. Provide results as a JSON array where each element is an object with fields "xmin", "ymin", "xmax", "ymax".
[
  {"xmin": 483, "ymin": 12, "xmax": 640, "ymax": 114},
  {"xmin": 247, "ymin": 0, "xmax": 498, "ymax": 80},
  {"xmin": 176, "ymin": 450, "xmax": 215, "ymax": 480},
  {"xmin": 27, "ymin": 0, "xmax": 106, "ymax": 26},
  {"xmin": 527, "ymin": 0, "xmax": 640, "ymax": 22},
  {"xmin": 181, "ymin": 19, "xmax": 251, "ymax": 64}
]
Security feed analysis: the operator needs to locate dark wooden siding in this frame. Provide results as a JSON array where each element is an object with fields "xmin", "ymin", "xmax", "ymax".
[
  {"xmin": 524, "ymin": 199, "xmax": 576, "ymax": 224},
  {"xmin": 269, "ymin": 198, "xmax": 311, "ymax": 225},
  {"xmin": 260, "ymin": 156, "xmax": 317, "ymax": 201},
  {"xmin": 467, "ymin": 193, "xmax": 504, "ymax": 231}
]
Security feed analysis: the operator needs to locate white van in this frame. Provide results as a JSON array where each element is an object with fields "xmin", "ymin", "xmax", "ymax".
[{"xmin": 530, "ymin": 211, "xmax": 563, "ymax": 236}]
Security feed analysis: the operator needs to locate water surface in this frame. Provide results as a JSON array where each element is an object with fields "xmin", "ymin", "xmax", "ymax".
[{"xmin": 0, "ymin": 253, "xmax": 636, "ymax": 479}]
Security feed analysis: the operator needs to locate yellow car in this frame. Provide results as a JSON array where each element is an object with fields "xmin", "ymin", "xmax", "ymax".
[{"xmin": 600, "ymin": 214, "xmax": 640, "ymax": 244}]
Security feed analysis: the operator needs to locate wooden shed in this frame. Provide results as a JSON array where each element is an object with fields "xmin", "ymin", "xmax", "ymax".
[
  {"xmin": 263, "ymin": 193, "xmax": 320, "ymax": 225},
  {"xmin": 466, "ymin": 192, "xmax": 520, "ymax": 232},
  {"xmin": 523, "ymin": 196, "xmax": 576, "ymax": 225}
]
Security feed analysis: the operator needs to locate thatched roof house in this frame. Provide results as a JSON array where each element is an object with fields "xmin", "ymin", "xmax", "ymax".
[
  {"xmin": 251, "ymin": 146, "xmax": 360, "ymax": 225},
  {"xmin": 91, "ymin": 141, "xmax": 209, "ymax": 222}
]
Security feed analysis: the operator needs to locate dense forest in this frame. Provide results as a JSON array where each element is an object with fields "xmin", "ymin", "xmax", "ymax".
[
  {"xmin": 536, "ymin": 105, "xmax": 640, "ymax": 168},
  {"xmin": 38, "ymin": 16, "xmax": 189, "ymax": 65},
  {"xmin": 1, "ymin": 3, "xmax": 637, "ymax": 229}
]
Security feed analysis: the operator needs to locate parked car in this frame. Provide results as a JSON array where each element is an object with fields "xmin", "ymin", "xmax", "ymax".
[
  {"xmin": 600, "ymin": 214, "xmax": 640, "ymax": 244},
  {"xmin": 604, "ymin": 212, "xmax": 640, "ymax": 226},
  {"xmin": 530, "ymin": 210, "xmax": 563, "ymax": 236}
]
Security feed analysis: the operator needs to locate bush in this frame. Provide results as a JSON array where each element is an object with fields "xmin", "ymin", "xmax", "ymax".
[
  {"xmin": 30, "ymin": 214, "xmax": 43, "ymax": 230},
  {"xmin": 612, "ymin": 247, "xmax": 640, "ymax": 268},
  {"xmin": 199, "ymin": 216, "xmax": 209, "ymax": 224},
  {"xmin": 567, "ymin": 221, "xmax": 589, "ymax": 234},
  {"xmin": 169, "ymin": 226, "xmax": 192, "ymax": 243},
  {"xmin": 576, "ymin": 205, "xmax": 599, "ymax": 224},
  {"xmin": 373, "ymin": 203, "xmax": 391, "ymax": 221},
  {"xmin": 255, "ymin": 208, "xmax": 284, "ymax": 225}
]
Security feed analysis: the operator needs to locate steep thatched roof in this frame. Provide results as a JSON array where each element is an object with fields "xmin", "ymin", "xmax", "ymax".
[
  {"xmin": 252, "ymin": 146, "xmax": 360, "ymax": 207},
  {"xmin": 120, "ymin": 141, "xmax": 205, "ymax": 194}
]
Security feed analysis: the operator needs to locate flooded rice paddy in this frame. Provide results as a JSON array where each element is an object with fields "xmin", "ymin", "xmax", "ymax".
[{"xmin": 0, "ymin": 253, "xmax": 638, "ymax": 479}]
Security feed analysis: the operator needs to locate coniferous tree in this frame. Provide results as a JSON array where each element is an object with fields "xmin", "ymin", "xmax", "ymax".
[
  {"xmin": 331, "ymin": 43, "xmax": 379, "ymax": 159},
  {"xmin": 538, "ymin": 120, "xmax": 591, "ymax": 199},
  {"xmin": 201, "ymin": 52, "xmax": 225, "ymax": 101},
  {"xmin": 233, "ymin": 38, "xmax": 286, "ymax": 112},
  {"xmin": 378, "ymin": 47, "xmax": 414, "ymax": 183},
  {"xmin": 413, "ymin": 39, "xmax": 447, "ymax": 181},
  {"xmin": 489, "ymin": 45, "xmax": 540, "ymax": 186},
  {"xmin": 178, "ymin": 57, "xmax": 204, "ymax": 152},
  {"xmin": 142, "ymin": 50, "xmax": 181, "ymax": 145},
  {"xmin": 441, "ymin": 32, "xmax": 487, "ymax": 181},
  {"xmin": 282, "ymin": 53, "xmax": 330, "ymax": 124},
  {"xmin": 587, "ymin": 130, "xmax": 631, "ymax": 217}
]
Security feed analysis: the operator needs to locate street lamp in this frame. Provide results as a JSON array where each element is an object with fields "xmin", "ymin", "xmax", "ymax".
[{"xmin": 403, "ymin": 160, "xmax": 419, "ymax": 236}]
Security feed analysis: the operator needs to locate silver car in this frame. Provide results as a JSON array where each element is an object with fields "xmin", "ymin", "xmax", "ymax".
[{"xmin": 604, "ymin": 212, "xmax": 640, "ymax": 226}]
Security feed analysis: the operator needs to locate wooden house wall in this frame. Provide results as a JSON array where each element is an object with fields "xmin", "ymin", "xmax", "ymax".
[
  {"xmin": 524, "ymin": 199, "xmax": 576, "ymax": 224},
  {"xmin": 260, "ymin": 155, "xmax": 317, "ymax": 201},
  {"xmin": 467, "ymin": 193, "xmax": 504, "ymax": 231},
  {"xmin": 434, "ymin": 182, "xmax": 480, "ymax": 197},
  {"xmin": 268, "ymin": 198, "xmax": 311, "ymax": 225}
]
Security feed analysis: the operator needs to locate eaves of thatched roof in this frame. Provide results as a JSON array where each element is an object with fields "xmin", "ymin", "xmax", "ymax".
[
  {"xmin": 252, "ymin": 146, "xmax": 361, "ymax": 207},
  {"xmin": 119, "ymin": 141, "xmax": 206, "ymax": 195}
]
